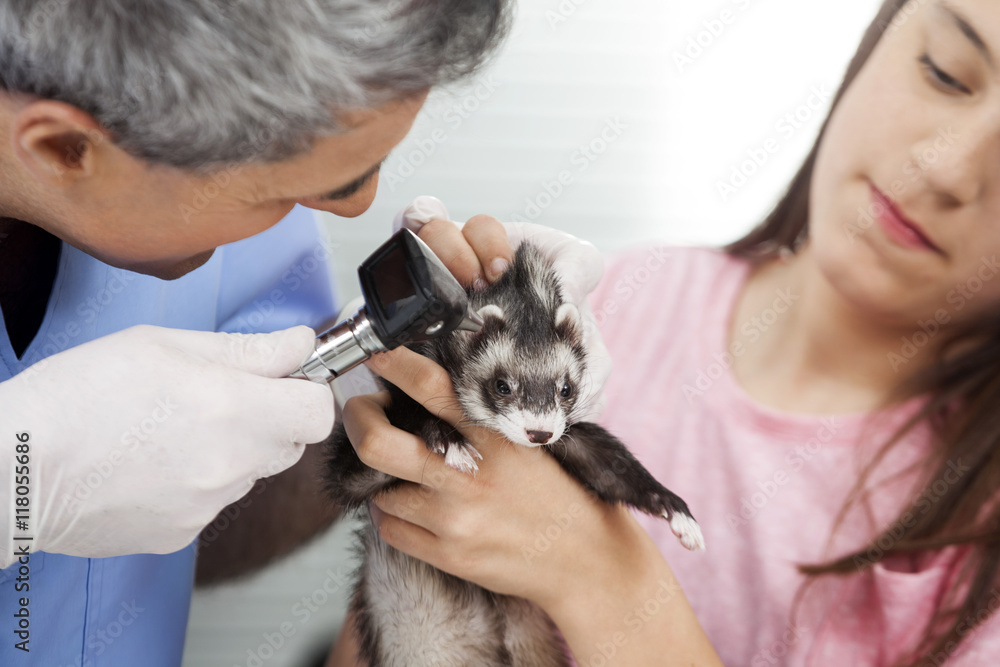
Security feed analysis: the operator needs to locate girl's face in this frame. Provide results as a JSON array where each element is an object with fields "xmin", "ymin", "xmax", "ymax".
[{"xmin": 811, "ymin": 0, "xmax": 1000, "ymax": 327}]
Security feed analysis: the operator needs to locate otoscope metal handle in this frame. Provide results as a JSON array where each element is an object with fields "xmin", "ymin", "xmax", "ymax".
[{"xmin": 289, "ymin": 310, "xmax": 386, "ymax": 383}]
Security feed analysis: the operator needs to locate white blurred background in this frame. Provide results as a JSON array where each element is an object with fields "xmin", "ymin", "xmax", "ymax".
[{"xmin": 183, "ymin": 1, "xmax": 882, "ymax": 665}]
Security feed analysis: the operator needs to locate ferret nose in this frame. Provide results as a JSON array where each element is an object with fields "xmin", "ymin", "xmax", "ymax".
[{"xmin": 526, "ymin": 430, "xmax": 553, "ymax": 444}]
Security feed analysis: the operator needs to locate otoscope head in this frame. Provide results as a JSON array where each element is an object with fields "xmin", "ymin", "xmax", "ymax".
[
  {"xmin": 358, "ymin": 228, "xmax": 477, "ymax": 346},
  {"xmin": 291, "ymin": 229, "xmax": 481, "ymax": 384}
]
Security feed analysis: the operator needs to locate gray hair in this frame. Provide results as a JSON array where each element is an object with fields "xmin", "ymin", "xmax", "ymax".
[{"xmin": 0, "ymin": 0, "xmax": 511, "ymax": 171}]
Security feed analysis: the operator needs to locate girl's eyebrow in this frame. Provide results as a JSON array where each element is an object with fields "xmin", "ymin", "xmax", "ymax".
[{"xmin": 938, "ymin": 2, "xmax": 994, "ymax": 71}]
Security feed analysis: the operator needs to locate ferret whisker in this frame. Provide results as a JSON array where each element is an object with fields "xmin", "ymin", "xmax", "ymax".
[
  {"xmin": 549, "ymin": 436, "xmax": 572, "ymax": 463},
  {"xmin": 452, "ymin": 417, "xmax": 478, "ymax": 431},
  {"xmin": 423, "ymin": 395, "xmax": 461, "ymax": 412}
]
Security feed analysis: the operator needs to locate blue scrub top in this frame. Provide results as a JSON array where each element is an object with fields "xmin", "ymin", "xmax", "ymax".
[{"xmin": 0, "ymin": 206, "xmax": 340, "ymax": 666}]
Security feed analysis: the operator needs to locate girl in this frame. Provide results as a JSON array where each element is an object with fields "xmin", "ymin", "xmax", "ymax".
[{"xmin": 328, "ymin": 0, "xmax": 1000, "ymax": 664}]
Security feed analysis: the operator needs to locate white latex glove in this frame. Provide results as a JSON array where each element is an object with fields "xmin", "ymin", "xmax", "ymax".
[
  {"xmin": 0, "ymin": 325, "xmax": 334, "ymax": 568},
  {"xmin": 393, "ymin": 195, "xmax": 611, "ymax": 421}
]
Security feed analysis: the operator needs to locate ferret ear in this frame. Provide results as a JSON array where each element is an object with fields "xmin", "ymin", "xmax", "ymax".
[
  {"xmin": 478, "ymin": 304, "xmax": 505, "ymax": 322},
  {"xmin": 555, "ymin": 303, "xmax": 580, "ymax": 333}
]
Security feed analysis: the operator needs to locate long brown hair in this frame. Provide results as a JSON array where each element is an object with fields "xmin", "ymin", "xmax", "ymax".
[{"xmin": 726, "ymin": 0, "xmax": 1000, "ymax": 663}]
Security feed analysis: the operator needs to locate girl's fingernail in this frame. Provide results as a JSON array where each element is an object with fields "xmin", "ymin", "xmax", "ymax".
[
  {"xmin": 490, "ymin": 257, "xmax": 509, "ymax": 279},
  {"xmin": 474, "ymin": 277, "xmax": 488, "ymax": 292}
]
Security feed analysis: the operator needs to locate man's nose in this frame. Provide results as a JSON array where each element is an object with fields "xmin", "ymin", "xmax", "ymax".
[{"xmin": 300, "ymin": 173, "xmax": 380, "ymax": 218}]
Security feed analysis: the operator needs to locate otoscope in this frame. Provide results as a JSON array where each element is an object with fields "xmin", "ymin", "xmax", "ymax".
[{"xmin": 290, "ymin": 228, "xmax": 483, "ymax": 384}]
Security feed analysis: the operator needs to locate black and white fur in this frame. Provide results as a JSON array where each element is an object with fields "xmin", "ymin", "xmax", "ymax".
[{"xmin": 324, "ymin": 243, "xmax": 704, "ymax": 667}]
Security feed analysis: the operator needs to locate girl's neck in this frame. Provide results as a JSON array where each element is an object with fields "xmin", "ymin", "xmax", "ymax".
[{"xmin": 728, "ymin": 243, "xmax": 936, "ymax": 415}]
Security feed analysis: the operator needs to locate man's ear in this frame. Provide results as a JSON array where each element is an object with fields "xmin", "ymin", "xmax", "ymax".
[{"xmin": 10, "ymin": 100, "xmax": 110, "ymax": 187}]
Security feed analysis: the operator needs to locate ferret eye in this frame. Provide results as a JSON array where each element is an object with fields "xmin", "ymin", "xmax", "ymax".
[
  {"xmin": 495, "ymin": 379, "xmax": 512, "ymax": 396},
  {"xmin": 560, "ymin": 382, "xmax": 573, "ymax": 398}
]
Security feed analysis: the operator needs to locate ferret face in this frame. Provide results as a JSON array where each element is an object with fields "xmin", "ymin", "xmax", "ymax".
[
  {"xmin": 438, "ymin": 247, "xmax": 589, "ymax": 448},
  {"xmin": 454, "ymin": 328, "xmax": 585, "ymax": 448}
]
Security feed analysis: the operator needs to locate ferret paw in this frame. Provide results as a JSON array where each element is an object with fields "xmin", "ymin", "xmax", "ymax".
[
  {"xmin": 444, "ymin": 443, "xmax": 483, "ymax": 475},
  {"xmin": 663, "ymin": 511, "xmax": 706, "ymax": 551}
]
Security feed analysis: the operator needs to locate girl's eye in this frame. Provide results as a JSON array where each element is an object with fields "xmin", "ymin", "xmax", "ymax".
[
  {"xmin": 560, "ymin": 382, "xmax": 573, "ymax": 398},
  {"xmin": 495, "ymin": 379, "xmax": 511, "ymax": 395},
  {"xmin": 919, "ymin": 53, "xmax": 972, "ymax": 95}
]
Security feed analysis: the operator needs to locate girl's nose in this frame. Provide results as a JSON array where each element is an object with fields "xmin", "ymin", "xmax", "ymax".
[{"xmin": 915, "ymin": 124, "xmax": 988, "ymax": 206}]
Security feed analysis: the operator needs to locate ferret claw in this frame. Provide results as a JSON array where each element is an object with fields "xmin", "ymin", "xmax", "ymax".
[
  {"xmin": 444, "ymin": 443, "xmax": 483, "ymax": 474},
  {"xmin": 663, "ymin": 511, "xmax": 706, "ymax": 551}
]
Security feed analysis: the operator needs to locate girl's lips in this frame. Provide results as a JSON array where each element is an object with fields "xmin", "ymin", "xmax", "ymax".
[{"xmin": 869, "ymin": 183, "xmax": 943, "ymax": 254}]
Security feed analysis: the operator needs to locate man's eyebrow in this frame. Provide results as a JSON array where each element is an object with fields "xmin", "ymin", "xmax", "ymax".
[
  {"xmin": 315, "ymin": 158, "xmax": 386, "ymax": 201},
  {"xmin": 939, "ymin": 2, "xmax": 994, "ymax": 71}
]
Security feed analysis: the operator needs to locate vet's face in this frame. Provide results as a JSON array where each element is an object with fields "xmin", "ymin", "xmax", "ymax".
[
  {"xmin": 8, "ymin": 92, "xmax": 427, "ymax": 279},
  {"xmin": 809, "ymin": 0, "xmax": 1000, "ymax": 326}
]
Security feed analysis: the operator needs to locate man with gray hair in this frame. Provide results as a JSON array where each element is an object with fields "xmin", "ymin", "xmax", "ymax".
[{"xmin": 0, "ymin": 0, "xmax": 510, "ymax": 664}]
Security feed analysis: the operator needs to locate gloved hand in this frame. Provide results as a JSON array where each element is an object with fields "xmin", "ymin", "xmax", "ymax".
[
  {"xmin": 393, "ymin": 195, "xmax": 611, "ymax": 420},
  {"xmin": 0, "ymin": 324, "xmax": 334, "ymax": 568}
]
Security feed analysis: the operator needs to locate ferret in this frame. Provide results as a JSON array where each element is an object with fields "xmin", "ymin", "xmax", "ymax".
[{"xmin": 324, "ymin": 242, "xmax": 704, "ymax": 667}]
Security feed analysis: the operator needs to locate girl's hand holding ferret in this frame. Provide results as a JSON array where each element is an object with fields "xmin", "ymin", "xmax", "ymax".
[{"xmin": 354, "ymin": 346, "xmax": 721, "ymax": 666}]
